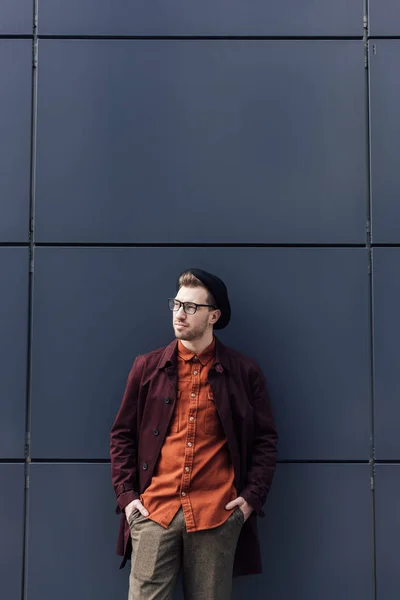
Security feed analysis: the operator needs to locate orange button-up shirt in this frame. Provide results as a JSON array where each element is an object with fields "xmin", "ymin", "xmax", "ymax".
[{"xmin": 141, "ymin": 338, "xmax": 237, "ymax": 532}]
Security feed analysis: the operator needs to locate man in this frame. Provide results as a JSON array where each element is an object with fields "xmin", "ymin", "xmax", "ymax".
[{"xmin": 110, "ymin": 268, "xmax": 277, "ymax": 600}]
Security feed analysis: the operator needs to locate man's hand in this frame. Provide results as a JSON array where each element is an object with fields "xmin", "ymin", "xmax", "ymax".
[
  {"xmin": 125, "ymin": 499, "xmax": 149, "ymax": 523},
  {"xmin": 225, "ymin": 496, "xmax": 253, "ymax": 522}
]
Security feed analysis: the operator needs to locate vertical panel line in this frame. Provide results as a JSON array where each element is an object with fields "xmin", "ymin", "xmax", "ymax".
[
  {"xmin": 21, "ymin": 2, "xmax": 39, "ymax": 600},
  {"xmin": 364, "ymin": 1, "xmax": 377, "ymax": 599}
]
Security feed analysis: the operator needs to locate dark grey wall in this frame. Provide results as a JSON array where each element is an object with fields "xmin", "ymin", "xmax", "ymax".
[{"xmin": 1, "ymin": 1, "xmax": 399, "ymax": 599}]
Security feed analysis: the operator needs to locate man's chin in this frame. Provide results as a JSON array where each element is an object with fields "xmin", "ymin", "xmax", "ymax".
[{"xmin": 174, "ymin": 328, "xmax": 192, "ymax": 341}]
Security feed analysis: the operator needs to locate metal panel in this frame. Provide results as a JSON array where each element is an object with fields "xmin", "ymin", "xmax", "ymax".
[
  {"xmin": 35, "ymin": 40, "xmax": 366, "ymax": 244},
  {"xmin": 27, "ymin": 464, "xmax": 127, "ymax": 600},
  {"xmin": 0, "ymin": 1, "xmax": 33, "ymax": 35},
  {"xmin": 375, "ymin": 465, "xmax": 400, "ymax": 600},
  {"xmin": 0, "ymin": 40, "xmax": 32, "ymax": 243},
  {"xmin": 27, "ymin": 464, "xmax": 372, "ymax": 600},
  {"xmin": 0, "ymin": 248, "xmax": 29, "ymax": 458},
  {"xmin": 232, "ymin": 464, "xmax": 373, "ymax": 600},
  {"xmin": 31, "ymin": 247, "xmax": 370, "ymax": 460},
  {"xmin": 372, "ymin": 249, "xmax": 400, "ymax": 459},
  {"xmin": 38, "ymin": 0, "xmax": 363, "ymax": 36},
  {"xmin": 173, "ymin": 465, "xmax": 373, "ymax": 600},
  {"xmin": 0, "ymin": 464, "xmax": 25, "ymax": 600},
  {"xmin": 369, "ymin": 41, "xmax": 400, "ymax": 243},
  {"xmin": 369, "ymin": 0, "xmax": 400, "ymax": 37}
]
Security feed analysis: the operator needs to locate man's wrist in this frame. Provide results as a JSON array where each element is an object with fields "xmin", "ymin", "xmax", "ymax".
[
  {"xmin": 116, "ymin": 490, "xmax": 139, "ymax": 514},
  {"xmin": 240, "ymin": 489, "xmax": 263, "ymax": 516}
]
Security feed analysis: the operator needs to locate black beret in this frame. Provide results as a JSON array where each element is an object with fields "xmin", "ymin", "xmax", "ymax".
[{"xmin": 176, "ymin": 268, "xmax": 231, "ymax": 330}]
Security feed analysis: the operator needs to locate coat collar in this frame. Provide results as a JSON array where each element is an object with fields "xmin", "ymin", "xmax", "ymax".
[{"xmin": 157, "ymin": 336, "xmax": 229, "ymax": 373}]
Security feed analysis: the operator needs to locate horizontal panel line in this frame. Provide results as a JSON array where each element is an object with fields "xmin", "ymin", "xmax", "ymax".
[
  {"xmin": 34, "ymin": 242, "xmax": 367, "ymax": 249},
  {"xmin": 277, "ymin": 459, "xmax": 370, "ymax": 464},
  {"xmin": 37, "ymin": 35, "xmax": 364, "ymax": 41},
  {"xmin": 375, "ymin": 460, "xmax": 400, "ymax": 464},
  {"xmin": 0, "ymin": 242, "xmax": 30, "ymax": 247},
  {"xmin": 31, "ymin": 458, "xmax": 111, "ymax": 463},
  {"xmin": 368, "ymin": 36, "xmax": 400, "ymax": 40},
  {"xmin": 10, "ymin": 242, "xmax": 400, "ymax": 249},
  {"xmin": 6, "ymin": 243, "xmax": 400, "ymax": 249},
  {"xmin": 0, "ymin": 34, "xmax": 33, "ymax": 39},
  {"xmin": 0, "ymin": 459, "xmax": 25, "ymax": 463},
  {"xmin": 24, "ymin": 458, "xmax": 371, "ymax": 464}
]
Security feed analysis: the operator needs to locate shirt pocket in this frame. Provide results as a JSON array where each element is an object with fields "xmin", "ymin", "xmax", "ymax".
[
  {"xmin": 169, "ymin": 391, "xmax": 180, "ymax": 434},
  {"xmin": 204, "ymin": 391, "xmax": 223, "ymax": 435}
]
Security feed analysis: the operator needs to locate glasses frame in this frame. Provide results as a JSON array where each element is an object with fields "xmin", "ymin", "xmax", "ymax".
[{"xmin": 168, "ymin": 298, "xmax": 217, "ymax": 315}]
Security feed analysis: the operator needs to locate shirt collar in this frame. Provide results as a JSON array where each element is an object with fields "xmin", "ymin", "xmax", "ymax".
[
  {"xmin": 157, "ymin": 336, "xmax": 228, "ymax": 372},
  {"xmin": 177, "ymin": 338, "xmax": 216, "ymax": 366}
]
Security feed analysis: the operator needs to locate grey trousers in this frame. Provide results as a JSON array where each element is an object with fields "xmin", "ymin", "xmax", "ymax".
[{"xmin": 127, "ymin": 507, "xmax": 244, "ymax": 600}]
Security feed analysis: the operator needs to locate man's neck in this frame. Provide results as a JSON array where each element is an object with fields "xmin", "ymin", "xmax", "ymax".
[{"xmin": 179, "ymin": 332, "xmax": 214, "ymax": 356}]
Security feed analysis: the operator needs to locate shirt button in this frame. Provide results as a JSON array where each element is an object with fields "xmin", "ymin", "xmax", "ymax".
[
  {"xmin": 193, "ymin": 356, "xmax": 198, "ymax": 361},
  {"xmin": 189, "ymin": 417, "xmax": 194, "ymax": 422},
  {"xmin": 164, "ymin": 397, "xmax": 170, "ymax": 404},
  {"xmin": 193, "ymin": 370, "xmax": 198, "ymax": 376},
  {"xmin": 153, "ymin": 429, "xmax": 159, "ymax": 436},
  {"xmin": 187, "ymin": 442, "xmax": 193, "ymax": 447},
  {"xmin": 142, "ymin": 463, "xmax": 148, "ymax": 470},
  {"xmin": 181, "ymin": 492, "xmax": 186, "ymax": 497},
  {"xmin": 185, "ymin": 467, "xmax": 190, "ymax": 473},
  {"xmin": 191, "ymin": 393, "xmax": 196, "ymax": 398}
]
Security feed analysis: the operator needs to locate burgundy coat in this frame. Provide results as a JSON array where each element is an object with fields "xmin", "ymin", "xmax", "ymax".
[{"xmin": 110, "ymin": 337, "xmax": 278, "ymax": 576}]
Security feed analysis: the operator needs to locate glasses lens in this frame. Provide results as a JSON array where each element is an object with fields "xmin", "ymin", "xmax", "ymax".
[
  {"xmin": 184, "ymin": 303, "xmax": 196, "ymax": 315},
  {"xmin": 168, "ymin": 299, "xmax": 179, "ymax": 311}
]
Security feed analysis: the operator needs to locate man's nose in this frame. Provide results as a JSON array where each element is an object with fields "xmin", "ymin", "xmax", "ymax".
[{"xmin": 176, "ymin": 306, "xmax": 186, "ymax": 318}]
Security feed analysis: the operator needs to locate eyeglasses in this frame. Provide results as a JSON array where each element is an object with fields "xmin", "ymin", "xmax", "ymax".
[{"xmin": 168, "ymin": 298, "xmax": 217, "ymax": 315}]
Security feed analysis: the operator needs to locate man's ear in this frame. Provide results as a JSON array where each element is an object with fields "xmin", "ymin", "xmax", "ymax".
[{"xmin": 210, "ymin": 309, "xmax": 221, "ymax": 325}]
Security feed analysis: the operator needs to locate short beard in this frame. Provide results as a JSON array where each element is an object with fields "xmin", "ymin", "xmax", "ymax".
[{"xmin": 174, "ymin": 319, "xmax": 209, "ymax": 342}]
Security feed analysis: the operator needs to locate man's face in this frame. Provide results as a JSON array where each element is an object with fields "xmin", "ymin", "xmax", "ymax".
[{"xmin": 172, "ymin": 286, "xmax": 217, "ymax": 341}]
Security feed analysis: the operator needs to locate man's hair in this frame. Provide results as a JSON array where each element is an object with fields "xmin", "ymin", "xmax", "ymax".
[{"xmin": 178, "ymin": 271, "xmax": 216, "ymax": 307}]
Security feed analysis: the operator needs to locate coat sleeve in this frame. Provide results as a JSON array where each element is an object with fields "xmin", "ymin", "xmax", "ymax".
[
  {"xmin": 240, "ymin": 361, "xmax": 278, "ymax": 516},
  {"xmin": 110, "ymin": 355, "xmax": 145, "ymax": 514}
]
